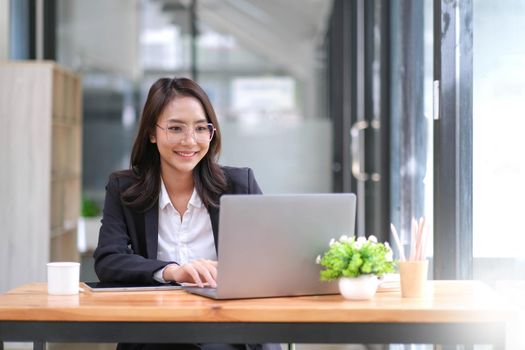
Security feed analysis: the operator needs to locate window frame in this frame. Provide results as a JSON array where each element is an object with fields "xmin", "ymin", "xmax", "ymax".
[{"xmin": 433, "ymin": 0, "xmax": 473, "ymax": 280}]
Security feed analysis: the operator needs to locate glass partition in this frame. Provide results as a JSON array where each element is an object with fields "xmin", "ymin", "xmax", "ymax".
[
  {"xmin": 56, "ymin": 0, "xmax": 334, "ymax": 202},
  {"xmin": 473, "ymin": 0, "xmax": 525, "ymax": 275}
]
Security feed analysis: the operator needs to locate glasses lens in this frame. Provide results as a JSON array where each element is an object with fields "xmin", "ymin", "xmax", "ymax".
[
  {"xmin": 165, "ymin": 123, "xmax": 183, "ymax": 143},
  {"xmin": 205, "ymin": 124, "xmax": 214, "ymax": 141},
  {"xmin": 193, "ymin": 124, "xmax": 212, "ymax": 142}
]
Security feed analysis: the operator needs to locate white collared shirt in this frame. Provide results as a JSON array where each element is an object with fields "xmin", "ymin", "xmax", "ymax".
[{"xmin": 153, "ymin": 178, "xmax": 217, "ymax": 282}]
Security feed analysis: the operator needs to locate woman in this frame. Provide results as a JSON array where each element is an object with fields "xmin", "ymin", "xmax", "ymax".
[{"xmin": 94, "ymin": 77, "xmax": 274, "ymax": 350}]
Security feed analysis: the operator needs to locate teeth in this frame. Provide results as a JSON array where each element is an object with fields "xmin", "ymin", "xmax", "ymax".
[{"xmin": 176, "ymin": 151, "xmax": 196, "ymax": 157}]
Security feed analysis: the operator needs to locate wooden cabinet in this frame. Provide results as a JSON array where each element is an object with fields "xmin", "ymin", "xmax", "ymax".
[{"xmin": 0, "ymin": 61, "xmax": 82, "ymax": 293}]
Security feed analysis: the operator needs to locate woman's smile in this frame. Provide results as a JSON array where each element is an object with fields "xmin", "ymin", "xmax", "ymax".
[{"xmin": 174, "ymin": 150, "xmax": 199, "ymax": 158}]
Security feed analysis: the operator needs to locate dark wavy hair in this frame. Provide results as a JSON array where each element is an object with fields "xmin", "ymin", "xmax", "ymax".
[{"xmin": 120, "ymin": 77, "xmax": 227, "ymax": 211}]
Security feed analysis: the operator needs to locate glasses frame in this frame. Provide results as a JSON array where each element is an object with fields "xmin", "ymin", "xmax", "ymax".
[{"xmin": 155, "ymin": 122, "xmax": 216, "ymax": 143}]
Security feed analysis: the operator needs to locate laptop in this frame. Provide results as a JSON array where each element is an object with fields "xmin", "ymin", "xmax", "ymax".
[{"xmin": 183, "ymin": 193, "xmax": 356, "ymax": 299}]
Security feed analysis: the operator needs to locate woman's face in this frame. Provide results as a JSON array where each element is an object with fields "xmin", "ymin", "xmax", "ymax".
[{"xmin": 152, "ymin": 96, "xmax": 211, "ymax": 178}]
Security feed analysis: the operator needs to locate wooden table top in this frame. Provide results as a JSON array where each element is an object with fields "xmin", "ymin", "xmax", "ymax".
[{"xmin": 0, "ymin": 280, "xmax": 516, "ymax": 323}]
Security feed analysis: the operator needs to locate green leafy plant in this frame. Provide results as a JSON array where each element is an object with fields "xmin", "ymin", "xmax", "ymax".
[
  {"xmin": 81, "ymin": 197, "xmax": 101, "ymax": 217},
  {"xmin": 316, "ymin": 235, "xmax": 395, "ymax": 281}
]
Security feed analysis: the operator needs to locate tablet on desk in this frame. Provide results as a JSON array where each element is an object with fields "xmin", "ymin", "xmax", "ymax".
[{"xmin": 82, "ymin": 281, "xmax": 182, "ymax": 292}]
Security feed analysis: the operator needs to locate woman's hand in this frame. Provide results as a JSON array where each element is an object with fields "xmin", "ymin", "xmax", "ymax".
[{"xmin": 163, "ymin": 259, "xmax": 218, "ymax": 288}]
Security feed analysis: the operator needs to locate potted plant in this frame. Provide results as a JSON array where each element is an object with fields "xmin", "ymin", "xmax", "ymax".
[
  {"xmin": 316, "ymin": 235, "xmax": 395, "ymax": 300},
  {"xmin": 77, "ymin": 197, "xmax": 102, "ymax": 253}
]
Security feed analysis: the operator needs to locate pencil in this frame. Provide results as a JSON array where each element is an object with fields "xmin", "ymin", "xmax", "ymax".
[{"xmin": 390, "ymin": 223, "xmax": 406, "ymax": 261}]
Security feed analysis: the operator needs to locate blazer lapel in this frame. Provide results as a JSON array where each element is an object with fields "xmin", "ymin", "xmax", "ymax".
[
  {"xmin": 144, "ymin": 203, "xmax": 159, "ymax": 259},
  {"xmin": 208, "ymin": 205, "xmax": 220, "ymax": 254}
]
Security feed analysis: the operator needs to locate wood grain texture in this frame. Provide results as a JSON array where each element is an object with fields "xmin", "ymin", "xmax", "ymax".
[{"xmin": 0, "ymin": 281, "xmax": 516, "ymax": 323}]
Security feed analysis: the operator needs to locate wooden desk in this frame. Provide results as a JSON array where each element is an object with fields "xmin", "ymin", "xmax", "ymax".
[{"xmin": 0, "ymin": 281, "xmax": 515, "ymax": 350}]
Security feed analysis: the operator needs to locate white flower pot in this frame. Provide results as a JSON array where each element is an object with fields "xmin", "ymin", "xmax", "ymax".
[
  {"xmin": 77, "ymin": 216, "xmax": 102, "ymax": 253},
  {"xmin": 338, "ymin": 275, "xmax": 379, "ymax": 300}
]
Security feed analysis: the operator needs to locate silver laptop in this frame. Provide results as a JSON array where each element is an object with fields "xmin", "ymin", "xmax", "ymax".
[{"xmin": 183, "ymin": 193, "xmax": 356, "ymax": 299}]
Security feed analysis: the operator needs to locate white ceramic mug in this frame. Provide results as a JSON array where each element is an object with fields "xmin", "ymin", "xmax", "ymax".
[{"xmin": 47, "ymin": 262, "xmax": 80, "ymax": 295}]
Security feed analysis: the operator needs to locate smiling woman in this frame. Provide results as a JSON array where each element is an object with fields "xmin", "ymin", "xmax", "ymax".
[{"xmin": 93, "ymin": 77, "xmax": 279, "ymax": 350}]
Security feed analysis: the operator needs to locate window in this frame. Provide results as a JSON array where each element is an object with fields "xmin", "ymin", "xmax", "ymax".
[{"xmin": 473, "ymin": 0, "xmax": 525, "ymax": 272}]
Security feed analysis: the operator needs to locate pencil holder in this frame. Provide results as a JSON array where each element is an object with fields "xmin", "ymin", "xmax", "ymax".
[{"xmin": 399, "ymin": 260, "xmax": 428, "ymax": 298}]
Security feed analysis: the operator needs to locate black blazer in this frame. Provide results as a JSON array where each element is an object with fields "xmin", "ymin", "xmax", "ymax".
[{"xmin": 93, "ymin": 166, "xmax": 262, "ymax": 284}]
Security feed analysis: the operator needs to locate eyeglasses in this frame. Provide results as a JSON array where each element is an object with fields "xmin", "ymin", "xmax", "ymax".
[{"xmin": 156, "ymin": 122, "xmax": 216, "ymax": 143}]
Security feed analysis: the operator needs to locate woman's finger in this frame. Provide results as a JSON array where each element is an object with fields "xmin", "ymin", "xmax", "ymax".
[
  {"xmin": 192, "ymin": 260, "xmax": 217, "ymax": 287},
  {"xmin": 183, "ymin": 263, "xmax": 204, "ymax": 287},
  {"xmin": 202, "ymin": 260, "xmax": 218, "ymax": 280}
]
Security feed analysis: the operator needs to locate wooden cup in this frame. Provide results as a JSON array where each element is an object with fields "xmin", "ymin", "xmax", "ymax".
[{"xmin": 399, "ymin": 260, "xmax": 429, "ymax": 298}]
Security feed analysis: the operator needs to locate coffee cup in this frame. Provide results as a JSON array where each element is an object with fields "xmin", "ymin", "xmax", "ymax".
[{"xmin": 47, "ymin": 262, "xmax": 80, "ymax": 295}]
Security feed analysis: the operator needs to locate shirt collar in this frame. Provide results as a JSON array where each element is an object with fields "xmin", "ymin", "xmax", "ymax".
[
  {"xmin": 159, "ymin": 177, "xmax": 203, "ymax": 210},
  {"xmin": 159, "ymin": 178, "xmax": 171, "ymax": 210},
  {"xmin": 188, "ymin": 187, "xmax": 203, "ymax": 208}
]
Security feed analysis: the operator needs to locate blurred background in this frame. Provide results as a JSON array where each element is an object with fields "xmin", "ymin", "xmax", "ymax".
[{"xmin": 1, "ymin": 0, "xmax": 525, "ymax": 348}]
